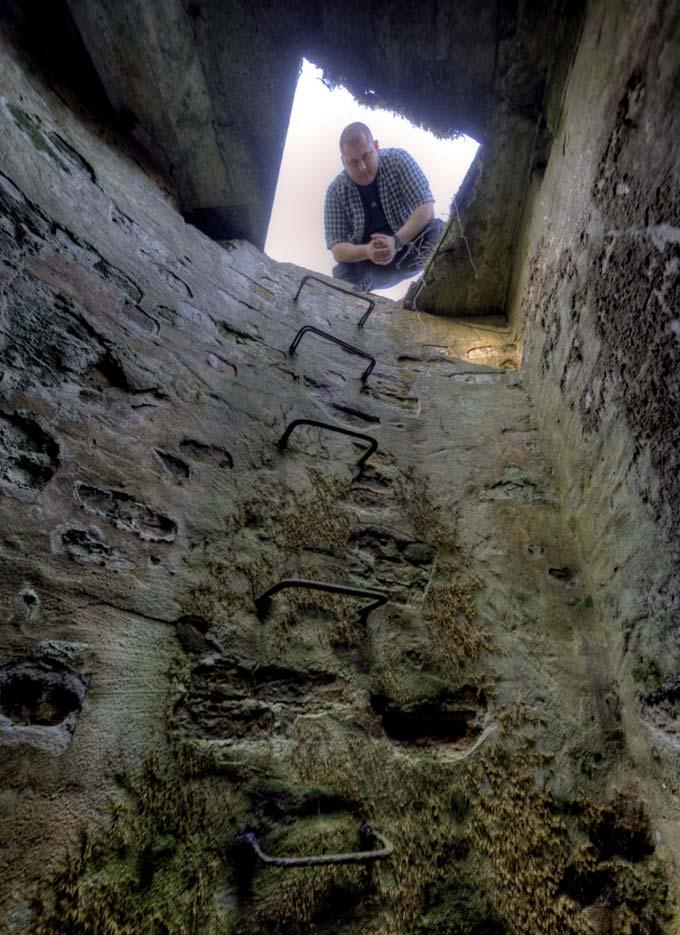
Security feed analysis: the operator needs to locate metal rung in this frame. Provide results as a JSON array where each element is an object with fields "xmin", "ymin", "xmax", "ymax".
[
  {"xmin": 289, "ymin": 325, "xmax": 376, "ymax": 382},
  {"xmin": 293, "ymin": 274, "xmax": 375, "ymax": 328},
  {"xmin": 238, "ymin": 823, "xmax": 394, "ymax": 867},
  {"xmin": 278, "ymin": 418, "xmax": 377, "ymax": 469},
  {"xmin": 254, "ymin": 578, "xmax": 389, "ymax": 624}
]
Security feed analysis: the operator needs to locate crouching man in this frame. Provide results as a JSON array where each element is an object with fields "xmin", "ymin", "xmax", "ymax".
[{"xmin": 324, "ymin": 121, "xmax": 443, "ymax": 293}]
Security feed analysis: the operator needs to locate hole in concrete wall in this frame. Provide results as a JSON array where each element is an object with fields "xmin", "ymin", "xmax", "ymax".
[
  {"xmin": 331, "ymin": 403, "xmax": 380, "ymax": 425},
  {"xmin": 74, "ymin": 482, "xmax": 178, "ymax": 542},
  {"xmin": 559, "ymin": 862, "xmax": 611, "ymax": 906},
  {"xmin": 154, "ymin": 448, "xmax": 191, "ymax": 482},
  {"xmin": 175, "ymin": 614, "xmax": 211, "ymax": 654},
  {"xmin": 60, "ymin": 526, "xmax": 107, "ymax": 558},
  {"xmin": 640, "ymin": 674, "xmax": 680, "ymax": 740},
  {"xmin": 0, "ymin": 663, "xmax": 84, "ymax": 727},
  {"xmin": 15, "ymin": 586, "xmax": 41, "ymax": 620},
  {"xmin": 51, "ymin": 523, "xmax": 132, "ymax": 569},
  {"xmin": 578, "ymin": 793, "xmax": 655, "ymax": 863},
  {"xmin": 371, "ymin": 687, "xmax": 485, "ymax": 746},
  {"xmin": 179, "ymin": 438, "xmax": 233, "ymax": 469},
  {"xmin": 174, "ymin": 658, "xmax": 351, "ymax": 741},
  {"xmin": 265, "ymin": 59, "xmax": 478, "ymax": 300},
  {"xmin": 0, "ymin": 410, "xmax": 60, "ymax": 499}
]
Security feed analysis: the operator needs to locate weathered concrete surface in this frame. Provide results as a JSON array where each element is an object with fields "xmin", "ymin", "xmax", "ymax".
[
  {"xmin": 0, "ymin": 15, "xmax": 678, "ymax": 935},
  {"xmin": 510, "ymin": 0, "xmax": 680, "ymax": 897},
  {"xmin": 411, "ymin": 111, "xmax": 538, "ymax": 316},
  {"xmin": 413, "ymin": 3, "xmax": 586, "ymax": 316},
  {"xmin": 65, "ymin": 0, "xmax": 304, "ymax": 245}
]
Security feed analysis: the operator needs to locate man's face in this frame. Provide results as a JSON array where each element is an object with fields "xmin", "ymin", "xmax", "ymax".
[{"xmin": 341, "ymin": 135, "xmax": 380, "ymax": 185}]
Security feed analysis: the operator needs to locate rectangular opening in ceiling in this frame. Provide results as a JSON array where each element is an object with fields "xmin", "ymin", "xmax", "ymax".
[{"xmin": 265, "ymin": 59, "xmax": 479, "ymax": 301}]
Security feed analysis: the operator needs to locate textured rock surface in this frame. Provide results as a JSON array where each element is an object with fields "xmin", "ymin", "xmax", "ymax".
[
  {"xmin": 412, "ymin": 110, "xmax": 539, "ymax": 316},
  {"xmin": 0, "ymin": 9, "xmax": 679, "ymax": 935},
  {"xmin": 414, "ymin": 1, "xmax": 586, "ymax": 316},
  {"xmin": 510, "ymin": 0, "xmax": 680, "ymax": 879}
]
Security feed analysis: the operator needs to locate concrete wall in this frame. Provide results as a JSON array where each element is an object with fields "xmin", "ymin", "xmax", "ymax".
[
  {"xmin": 0, "ymin": 8, "xmax": 678, "ymax": 935},
  {"xmin": 511, "ymin": 0, "xmax": 680, "ymax": 889}
]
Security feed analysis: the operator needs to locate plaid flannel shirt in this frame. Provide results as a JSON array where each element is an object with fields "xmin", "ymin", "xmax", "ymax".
[{"xmin": 324, "ymin": 148, "xmax": 434, "ymax": 249}]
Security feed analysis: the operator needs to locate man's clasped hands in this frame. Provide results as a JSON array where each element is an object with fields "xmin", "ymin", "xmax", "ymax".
[{"xmin": 366, "ymin": 232, "xmax": 399, "ymax": 266}]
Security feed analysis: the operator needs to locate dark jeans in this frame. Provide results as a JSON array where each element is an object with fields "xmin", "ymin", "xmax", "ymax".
[{"xmin": 332, "ymin": 218, "xmax": 444, "ymax": 292}]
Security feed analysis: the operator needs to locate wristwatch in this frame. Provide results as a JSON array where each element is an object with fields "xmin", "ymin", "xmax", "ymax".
[{"xmin": 393, "ymin": 234, "xmax": 405, "ymax": 251}]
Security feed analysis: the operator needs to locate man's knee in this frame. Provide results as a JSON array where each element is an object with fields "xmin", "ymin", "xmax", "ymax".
[
  {"xmin": 420, "ymin": 217, "xmax": 444, "ymax": 247},
  {"xmin": 332, "ymin": 261, "xmax": 372, "ymax": 292},
  {"xmin": 400, "ymin": 218, "xmax": 444, "ymax": 272}
]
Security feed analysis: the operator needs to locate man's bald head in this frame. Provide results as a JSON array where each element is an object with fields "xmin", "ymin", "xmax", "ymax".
[
  {"xmin": 340, "ymin": 122, "xmax": 380, "ymax": 184},
  {"xmin": 339, "ymin": 122, "xmax": 373, "ymax": 152}
]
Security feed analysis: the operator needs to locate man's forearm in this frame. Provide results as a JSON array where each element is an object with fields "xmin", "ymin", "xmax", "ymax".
[
  {"xmin": 395, "ymin": 202, "xmax": 435, "ymax": 244},
  {"xmin": 331, "ymin": 242, "xmax": 370, "ymax": 263}
]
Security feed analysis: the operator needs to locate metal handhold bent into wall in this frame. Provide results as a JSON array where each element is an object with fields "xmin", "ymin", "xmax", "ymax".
[
  {"xmin": 238, "ymin": 822, "xmax": 394, "ymax": 868},
  {"xmin": 255, "ymin": 578, "xmax": 389, "ymax": 624},
  {"xmin": 289, "ymin": 325, "xmax": 376, "ymax": 382},
  {"xmin": 277, "ymin": 418, "xmax": 378, "ymax": 469},
  {"xmin": 293, "ymin": 274, "xmax": 375, "ymax": 328}
]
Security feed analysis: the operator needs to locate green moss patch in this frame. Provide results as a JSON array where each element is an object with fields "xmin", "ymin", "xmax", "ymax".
[{"xmin": 33, "ymin": 749, "xmax": 245, "ymax": 935}]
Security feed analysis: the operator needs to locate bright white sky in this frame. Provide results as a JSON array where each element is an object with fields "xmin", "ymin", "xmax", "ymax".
[{"xmin": 265, "ymin": 59, "xmax": 479, "ymax": 300}]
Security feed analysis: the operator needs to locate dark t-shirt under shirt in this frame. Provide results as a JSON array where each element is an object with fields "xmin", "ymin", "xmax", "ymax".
[{"xmin": 357, "ymin": 178, "xmax": 391, "ymax": 243}]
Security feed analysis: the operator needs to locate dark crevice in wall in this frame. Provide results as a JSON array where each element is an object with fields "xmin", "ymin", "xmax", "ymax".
[{"xmin": 0, "ymin": 0, "xmax": 113, "ymax": 122}]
